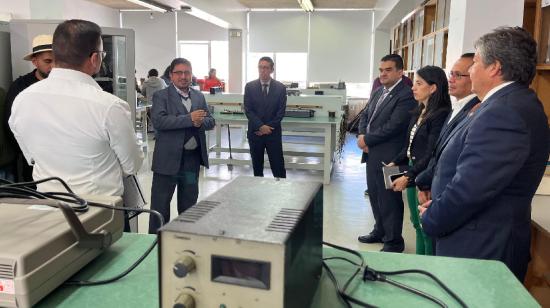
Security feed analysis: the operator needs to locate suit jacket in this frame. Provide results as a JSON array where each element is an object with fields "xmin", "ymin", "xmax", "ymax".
[
  {"xmin": 416, "ymin": 96, "xmax": 480, "ymax": 190},
  {"xmin": 421, "ymin": 83, "xmax": 549, "ymax": 279},
  {"xmin": 392, "ymin": 108, "xmax": 450, "ymax": 180},
  {"xmin": 244, "ymin": 79, "xmax": 287, "ymax": 136},
  {"xmin": 151, "ymin": 85, "xmax": 215, "ymax": 175},
  {"xmin": 358, "ymin": 81, "xmax": 416, "ymax": 166}
]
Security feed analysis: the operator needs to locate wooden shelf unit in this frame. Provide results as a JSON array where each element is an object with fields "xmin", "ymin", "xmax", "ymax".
[
  {"xmin": 391, "ymin": 0, "xmax": 451, "ymax": 77},
  {"xmin": 523, "ymin": 0, "xmax": 550, "ymax": 124}
]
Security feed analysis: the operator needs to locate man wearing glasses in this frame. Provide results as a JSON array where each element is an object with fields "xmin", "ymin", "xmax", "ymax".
[
  {"xmin": 148, "ymin": 58, "xmax": 215, "ymax": 234},
  {"xmin": 9, "ymin": 20, "xmax": 143, "ymax": 203},
  {"xmin": 244, "ymin": 56, "xmax": 287, "ymax": 179},
  {"xmin": 416, "ymin": 53, "xmax": 480, "ymax": 199}
]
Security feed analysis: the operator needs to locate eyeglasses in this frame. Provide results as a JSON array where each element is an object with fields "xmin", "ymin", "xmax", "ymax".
[
  {"xmin": 448, "ymin": 71, "xmax": 470, "ymax": 80},
  {"xmin": 171, "ymin": 71, "xmax": 191, "ymax": 76},
  {"xmin": 90, "ymin": 50, "xmax": 107, "ymax": 59}
]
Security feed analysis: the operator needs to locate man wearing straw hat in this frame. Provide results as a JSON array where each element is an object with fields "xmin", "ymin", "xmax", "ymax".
[{"xmin": 3, "ymin": 34, "xmax": 54, "ymax": 183}]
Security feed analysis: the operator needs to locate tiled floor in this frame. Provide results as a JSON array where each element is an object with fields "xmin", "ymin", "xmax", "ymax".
[{"xmin": 136, "ymin": 129, "xmax": 416, "ymax": 253}]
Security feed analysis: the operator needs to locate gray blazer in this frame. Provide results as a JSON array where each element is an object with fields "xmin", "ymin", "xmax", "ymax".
[{"xmin": 151, "ymin": 85, "xmax": 215, "ymax": 175}]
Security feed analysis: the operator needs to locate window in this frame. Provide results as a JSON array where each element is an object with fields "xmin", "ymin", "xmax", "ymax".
[
  {"xmin": 274, "ymin": 53, "xmax": 307, "ymax": 88},
  {"xmin": 246, "ymin": 52, "xmax": 307, "ymax": 88},
  {"xmin": 179, "ymin": 40, "xmax": 229, "ymax": 83}
]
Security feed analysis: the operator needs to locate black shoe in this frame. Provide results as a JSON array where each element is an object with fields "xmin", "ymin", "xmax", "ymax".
[
  {"xmin": 380, "ymin": 244, "xmax": 404, "ymax": 253},
  {"xmin": 358, "ymin": 234, "xmax": 383, "ymax": 244},
  {"xmin": 364, "ymin": 189, "xmax": 369, "ymax": 196}
]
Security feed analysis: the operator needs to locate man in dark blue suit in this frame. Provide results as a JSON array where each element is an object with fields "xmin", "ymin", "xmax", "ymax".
[
  {"xmin": 148, "ymin": 58, "xmax": 215, "ymax": 233},
  {"xmin": 357, "ymin": 54, "xmax": 416, "ymax": 252},
  {"xmin": 416, "ymin": 53, "xmax": 480, "ymax": 197},
  {"xmin": 419, "ymin": 27, "xmax": 549, "ymax": 281},
  {"xmin": 244, "ymin": 56, "xmax": 287, "ymax": 178}
]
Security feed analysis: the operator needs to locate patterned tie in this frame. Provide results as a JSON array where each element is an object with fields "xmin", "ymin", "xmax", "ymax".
[
  {"xmin": 367, "ymin": 88, "xmax": 390, "ymax": 133},
  {"xmin": 262, "ymin": 83, "xmax": 268, "ymax": 97}
]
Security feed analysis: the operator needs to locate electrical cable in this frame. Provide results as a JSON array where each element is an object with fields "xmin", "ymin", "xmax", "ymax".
[
  {"xmin": 323, "ymin": 241, "xmax": 468, "ymax": 308},
  {"xmin": 371, "ymin": 268, "xmax": 468, "ymax": 308},
  {"xmin": 322, "ymin": 241, "xmax": 377, "ymax": 308},
  {"xmin": 0, "ymin": 177, "xmax": 164, "ymax": 286}
]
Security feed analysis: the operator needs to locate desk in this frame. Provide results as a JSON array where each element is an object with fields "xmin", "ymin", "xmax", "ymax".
[
  {"xmin": 210, "ymin": 113, "xmax": 338, "ymax": 184},
  {"xmin": 38, "ymin": 233, "xmax": 537, "ymax": 308}
]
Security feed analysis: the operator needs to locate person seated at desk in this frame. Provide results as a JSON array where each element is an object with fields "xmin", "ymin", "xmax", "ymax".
[
  {"xmin": 203, "ymin": 68, "xmax": 223, "ymax": 91},
  {"xmin": 387, "ymin": 65, "xmax": 451, "ymax": 256}
]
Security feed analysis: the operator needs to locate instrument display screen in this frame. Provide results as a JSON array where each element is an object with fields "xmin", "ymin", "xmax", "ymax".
[{"xmin": 211, "ymin": 255, "xmax": 271, "ymax": 290}]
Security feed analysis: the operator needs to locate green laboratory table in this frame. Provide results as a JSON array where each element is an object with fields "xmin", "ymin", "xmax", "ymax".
[{"xmin": 37, "ymin": 233, "xmax": 539, "ymax": 308}]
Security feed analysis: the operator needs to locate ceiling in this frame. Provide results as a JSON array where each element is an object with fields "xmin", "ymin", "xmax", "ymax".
[
  {"xmin": 87, "ymin": 0, "xmax": 379, "ymax": 10},
  {"xmin": 237, "ymin": 0, "xmax": 378, "ymax": 9}
]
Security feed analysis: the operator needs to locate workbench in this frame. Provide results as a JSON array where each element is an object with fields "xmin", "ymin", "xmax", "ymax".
[{"xmin": 37, "ymin": 233, "xmax": 538, "ymax": 308}]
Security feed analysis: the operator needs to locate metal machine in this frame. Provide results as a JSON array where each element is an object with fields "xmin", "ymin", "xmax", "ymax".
[
  {"xmin": 159, "ymin": 176, "xmax": 323, "ymax": 308},
  {"xmin": 0, "ymin": 196, "xmax": 123, "ymax": 307}
]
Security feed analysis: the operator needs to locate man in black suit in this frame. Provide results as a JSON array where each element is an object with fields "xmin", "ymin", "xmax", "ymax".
[
  {"xmin": 244, "ymin": 56, "xmax": 287, "ymax": 178},
  {"xmin": 419, "ymin": 27, "xmax": 549, "ymax": 281},
  {"xmin": 357, "ymin": 54, "xmax": 416, "ymax": 252},
  {"xmin": 416, "ymin": 53, "xmax": 480, "ymax": 200},
  {"xmin": 148, "ymin": 58, "xmax": 215, "ymax": 233}
]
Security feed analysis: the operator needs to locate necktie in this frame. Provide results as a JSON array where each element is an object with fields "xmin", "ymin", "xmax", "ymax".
[
  {"xmin": 262, "ymin": 83, "xmax": 268, "ymax": 97},
  {"xmin": 367, "ymin": 88, "xmax": 390, "ymax": 132}
]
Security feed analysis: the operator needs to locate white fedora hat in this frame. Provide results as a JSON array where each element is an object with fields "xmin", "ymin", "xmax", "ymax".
[{"xmin": 23, "ymin": 34, "xmax": 53, "ymax": 61}]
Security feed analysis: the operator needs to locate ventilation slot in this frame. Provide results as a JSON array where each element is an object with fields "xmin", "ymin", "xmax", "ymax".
[
  {"xmin": 0, "ymin": 263, "xmax": 14, "ymax": 279},
  {"xmin": 266, "ymin": 208, "xmax": 304, "ymax": 233},
  {"xmin": 178, "ymin": 200, "xmax": 220, "ymax": 223}
]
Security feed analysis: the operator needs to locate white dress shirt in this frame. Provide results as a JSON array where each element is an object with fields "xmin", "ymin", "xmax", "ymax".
[
  {"xmin": 448, "ymin": 93, "xmax": 477, "ymax": 123},
  {"xmin": 9, "ymin": 68, "xmax": 144, "ymax": 196},
  {"xmin": 481, "ymin": 81, "xmax": 514, "ymax": 103}
]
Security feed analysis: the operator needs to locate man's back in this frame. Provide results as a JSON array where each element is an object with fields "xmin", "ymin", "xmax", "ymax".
[{"xmin": 9, "ymin": 68, "xmax": 143, "ymax": 195}]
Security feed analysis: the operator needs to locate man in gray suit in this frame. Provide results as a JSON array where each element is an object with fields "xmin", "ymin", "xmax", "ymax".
[
  {"xmin": 148, "ymin": 58, "xmax": 215, "ymax": 233},
  {"xmin": 357, "ymin": 54, "xmax": 416, "ymax": 252}
]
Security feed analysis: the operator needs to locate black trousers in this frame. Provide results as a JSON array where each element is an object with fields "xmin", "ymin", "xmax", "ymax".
[
  {"xmin": 148, "ymin": 149, "xmax": 201, "ymax": 234},
  {"xmin": 248, "ymin": 130, "xmax": 286, "ymax": 178},
  {"xmin": 366, "ymin": 162, "xmax": 404, "ymax": 245}
]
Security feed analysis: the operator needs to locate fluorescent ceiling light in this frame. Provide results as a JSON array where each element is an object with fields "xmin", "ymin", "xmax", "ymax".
[
  {"xmin": 297, "ymin": 0, "xmax": 314, "ymax": 12},
  {"xmin": 180, "ymin": 2, "xmax": 230, "ymax": 29},
  {"xmin": 127, "ymin": 0, "xmax": 167, "ymax": 13}
]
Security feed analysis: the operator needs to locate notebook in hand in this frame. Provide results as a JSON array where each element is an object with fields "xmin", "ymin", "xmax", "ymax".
[{"xmin": 382, "ymin": 165, "xmax": 409, "ymax": 189}]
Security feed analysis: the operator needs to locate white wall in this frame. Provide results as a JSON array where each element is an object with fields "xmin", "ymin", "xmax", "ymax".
[
  {"xmin": 308, "ymin": 11, "xmax": 373, "ymax": 83},
  {"xmin": 27, "ymin": 0, "xmax": 119, "ymax": 27},
  {"xmin": 446, "ymin": 0, "xmax": 524, "ymax": 69},
  {"xmin": 0, "ymin": 0, "xmax": 30, "ymax": 19},
  {"xmin": 121, "ymin": 11, "xmax": 177, "ymax": 80},
  {"xmin": 177, "ymin": 12, "xmax": 227, "ymax": 41}
]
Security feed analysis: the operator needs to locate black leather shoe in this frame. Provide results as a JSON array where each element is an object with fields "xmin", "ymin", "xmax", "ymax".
[
  {"xmin": 358, "ymin": 234, "xmax": 383, "ymax": 244},
  {"xmin": 380, "ymin": 244, "xmax": 404, "ymax": 253}
]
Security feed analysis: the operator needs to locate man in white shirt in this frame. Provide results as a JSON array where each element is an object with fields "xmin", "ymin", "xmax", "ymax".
[{"xmin": 9, "ymin": 19, "xmax": 143, "ymax": 197}]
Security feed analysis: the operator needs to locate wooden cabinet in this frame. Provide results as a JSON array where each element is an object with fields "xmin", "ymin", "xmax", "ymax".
[
  {"xmin": 391, "ymin": 0, "xmax": 450, "ymax": 77},
  {"xmin": 524, "ymin": 0, "xmax": 550, "ymax": 124}
]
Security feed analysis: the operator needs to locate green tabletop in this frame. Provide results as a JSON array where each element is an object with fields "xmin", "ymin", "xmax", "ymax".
[{"xmin": 38, "ymin": 233, "xmax": 538, "ymax": 308}]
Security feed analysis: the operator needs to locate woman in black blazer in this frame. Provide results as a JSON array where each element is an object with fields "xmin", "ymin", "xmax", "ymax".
[{"xmin": 388, "ymin": 65, "xmax": 451, "ymax": 255}]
